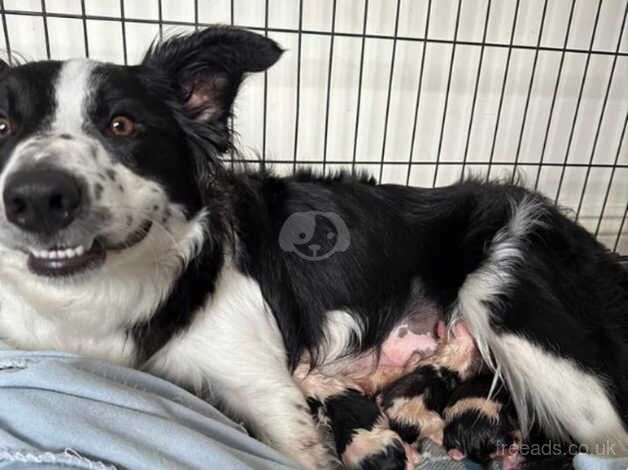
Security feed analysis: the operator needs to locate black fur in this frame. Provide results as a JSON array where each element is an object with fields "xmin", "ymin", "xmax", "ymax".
[
  {"xmin": 325, "ymin": 390, "xmax": 381, "ymax": 456},
  {"xmin": 444, "ymin": 410, "xmax": 517, "ymax": 464},
  {"xmin": 380, "ymin": 365, "xmax": 460, "ymax": 416},
  {"xmin": 443, "ymin": 375, "xmax": 519, "ymax": 463},
  {"xmin": 355, "ymin": 441, "xmax": 407, "ymax": 470},
  {"xmin": 317, "ymin": 389, "xmax": 407, "ymax": 470},
  {"xmin": 0, "ymin": 62, "xmax": 61, "ymax": 172},
  {"xmin": 130, "ymin": 235, "xmax": 225, "ymax": 364}
]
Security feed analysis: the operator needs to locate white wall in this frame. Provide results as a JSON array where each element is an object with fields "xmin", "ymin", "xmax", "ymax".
[{"xmin": 1, "ymin": 0, "xmax": 626, "ymax": 252}]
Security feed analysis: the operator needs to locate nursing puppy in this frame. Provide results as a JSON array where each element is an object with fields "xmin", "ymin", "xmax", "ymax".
[
  {"xmin": 378, "ymin": 322, "xmax": 481, "ymax": 447},
  {"xmin": 294, "ymin": 366, "xmax": 416, "ymax": 470},
  {"xmin": 443, "ymin": 375, "xmax": 522, "ymax": 466},
  {"xmin": 0, "ymin": 26, "xmax": 626, "ymax": 468}
]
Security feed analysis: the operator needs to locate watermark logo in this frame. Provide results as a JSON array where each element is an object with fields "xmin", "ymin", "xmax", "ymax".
[
  {"xmin": 496, "ymin": 440, "xmax": 620, "ymax": 458},
  {"xmin": 279, "ymin": 211, "xmax": 350, "ymax": 261}
]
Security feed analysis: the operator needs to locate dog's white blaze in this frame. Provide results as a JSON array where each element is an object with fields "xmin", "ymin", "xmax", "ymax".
[
  {"xmin": 52, "ymin": 59, "xmax": 95, "ymax": 133},
  {"xmin": 455, "ymin": 198, "xmax": 628, "ymax": 457},
  {"xmin": 147, "ymin": 260, "xmax": 332, "ymax": 468}
]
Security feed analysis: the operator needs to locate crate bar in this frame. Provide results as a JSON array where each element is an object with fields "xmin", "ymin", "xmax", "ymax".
[
  {"xmin": 158, "ymin": 0, "xmax": 163, "ymax": 40},
  {"xmin": 378, "ymin": 0, "xmax": 401, "ymax": 183},
  {"xmin": 574, "ymin": 2, "xmax": 627, "ymax": 222},
  {"xmin": 486, "ymin": 0, "xmax": 520, "ymax": 181},
  {"xmin": 553, "ymin": 0, "xmax": 604, "ymax": 204},
  {"xmin": 461, "ymin": 0, "xmax": 491, "ymax": 181},
  {"xmin": 228, "ymin": 0, "xmax": 234, "ymax": 169},
  {"xmin": 261, "ymin": 0, "xmax": 268, "ymax": 163},
  {"xmin": 120, "ymin": 0, "xmax": 128, "ymax": 65},
  {"xmin": 292, "ymin": 0, "xmax": 303, "ymax": 173},
  {"xmin": 3, "ymin": 8, "xmax": 627, "ymax": 58},
  {"xmin": 594, "ymin": 110, "xmax": 628, "ymax": 237},
  {"xmin": 0, "ymin": 1, "xmax": 11, "ymax": 65},
  {"xmin": 405, "ymin": 0, "xmax": 432, "ymax": 186},
  {"xmin": 432, "ymin": 0, "xmax": 462, "ymax": 187},
  {"xmin": 322, "ymin": 0, "xmax": 337, "ymax": 175},
  {"xmin": 40, "ymin": 0, "xmax": 50, "ymax": 59},
  {"xmin": 533, "ymin": 0, "xmax": 576, "ymax": 190},
  {"xmin": 351, "ymin": 0, "xmax": 369, "ymax": 176},
  {"xmin": 194, "ymin": 0, "xmax": 199, "ymax": 31},
  {"xmin": 228, "ymin": 159, "xmax": 628, "ymax": 169},
  {"xmin": 80, "ymin": 0, "xmax": 89, "ymax": 57},
  {"xmin": 614, "ymin": 203, "xmax": 628, "ymax": 253},
  {"xmin": 510, "ymin": 0, "xmax": 549, "ymax": 182}
]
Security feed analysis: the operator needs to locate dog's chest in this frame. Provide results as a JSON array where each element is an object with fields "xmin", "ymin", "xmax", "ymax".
[
  {"xmin": 0, "ymin": 281, "xmax": 137, "ymax": 365},
  {"xmin": 145, "ymin": 263, "xmax": 288, "ymax": 394}
]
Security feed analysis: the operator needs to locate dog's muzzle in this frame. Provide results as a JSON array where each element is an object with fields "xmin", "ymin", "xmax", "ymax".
[
  {"xmin": 4, "ymin": 167, "xmax": 83, "ymax": 235},
  {"xmin": 1, "ymin": 166, "xmax": 108, "ymax": 276},
  {"xmin": 0, "ymin": 165, "xmax": 153, "ymax": 279}
]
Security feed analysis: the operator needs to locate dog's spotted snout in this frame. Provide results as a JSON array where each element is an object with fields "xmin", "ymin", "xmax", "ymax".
[{"xmin": 3, "ymin": 168, "xmax": 83, "ymax": 235}]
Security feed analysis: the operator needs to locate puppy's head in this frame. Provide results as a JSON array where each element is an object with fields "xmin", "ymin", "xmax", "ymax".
[{"xmin": 0, "ymin": 27, "xmax": 281, "ymax": 279}]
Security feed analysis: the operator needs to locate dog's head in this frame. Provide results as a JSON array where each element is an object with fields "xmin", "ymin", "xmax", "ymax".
[{"xmin": 0, "ymin": 27, "xmax": 281, "ymax": 280}]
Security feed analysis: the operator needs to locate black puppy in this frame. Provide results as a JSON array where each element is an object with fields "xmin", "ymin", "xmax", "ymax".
[{"xmin": 443, "ymin": 374, "xmax": 522, "ymax": 466}]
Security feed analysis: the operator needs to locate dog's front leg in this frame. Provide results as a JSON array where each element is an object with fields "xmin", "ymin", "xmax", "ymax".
[
  {"xmin": 211, "ymin": 365, "xmax": 334, "ymax": 469},
  {"xmin": 147, "ymin": 267, "xmax": 333, "ymax": 469}
]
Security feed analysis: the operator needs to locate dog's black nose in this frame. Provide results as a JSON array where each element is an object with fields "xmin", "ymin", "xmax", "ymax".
[{"xmin": 3, "ymin": 169, "xmax": 82, "ymax": 234}]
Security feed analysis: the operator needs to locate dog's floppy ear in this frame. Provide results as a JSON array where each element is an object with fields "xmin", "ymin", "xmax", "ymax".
[{"xmin": 142, "ymin": 26, "xmax": 282, "ymax": 123}]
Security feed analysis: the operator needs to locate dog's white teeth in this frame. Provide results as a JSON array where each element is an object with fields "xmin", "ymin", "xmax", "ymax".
[{"xmin": 32, "ymin": 245, "xmax": 87, "ymax": 260}]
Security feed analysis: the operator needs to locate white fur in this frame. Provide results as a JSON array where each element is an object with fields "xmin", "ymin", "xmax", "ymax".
[
  {"xmin": 52, "ymin": 59, "xmax": 95, "ymax": 133},
  {"xmin": 0, "ymin": 209, "xmax": 207, "ymax": 364},
  {"xmin": 316, "ymin": 310, "xmax": 363, "ymax": 364},
  {"xmin": 147, "ymin": 259, "xmax": 333, "ymax": 468},
  {"xmin": 0, "ymin": 59, "xmax": 94, "ymax": 185},
  {"xmin": 455, "ymin": 198, "xmax": 628, "ymax": 456}
]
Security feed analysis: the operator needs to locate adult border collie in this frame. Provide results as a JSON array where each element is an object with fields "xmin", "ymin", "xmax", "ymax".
[{"xmin": 0, "ymin": 26, "xmax": 625, "ymax": 467}]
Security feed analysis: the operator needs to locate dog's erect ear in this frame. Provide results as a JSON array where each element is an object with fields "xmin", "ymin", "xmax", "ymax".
[{"xmin": 142, "ymin": 26, "xmax": 282, "ymax": 123}]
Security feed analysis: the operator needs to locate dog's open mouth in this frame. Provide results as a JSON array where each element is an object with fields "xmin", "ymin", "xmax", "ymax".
[{"xmin": 27, "ymin": 221, "xmax": 153, "ymax": 277}]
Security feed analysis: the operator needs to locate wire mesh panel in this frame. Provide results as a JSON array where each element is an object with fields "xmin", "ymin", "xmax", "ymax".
[{"xmin": 0, "ymin": 0, "xmax": 626, "ymax": 253}]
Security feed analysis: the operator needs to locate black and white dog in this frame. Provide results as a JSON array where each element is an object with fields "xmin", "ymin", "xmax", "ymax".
[{"xmin": 0, "ymin": 26, "xmax": 625, "ymax": 468}]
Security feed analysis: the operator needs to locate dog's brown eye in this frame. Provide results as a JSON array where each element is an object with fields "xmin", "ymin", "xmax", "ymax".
[
  {"xmin": 0, "ymin": 117, "xmax": 13, "ymax": 139},
  {"xmin": 109, "ymin": 115, "xmax": 137, "ymax": 136}
]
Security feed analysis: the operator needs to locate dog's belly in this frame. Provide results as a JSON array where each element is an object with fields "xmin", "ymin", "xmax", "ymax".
[
  {"xmin": 380, "ymin": 305, "xmax": 442, "ymax": 367},
  {"xmin": 320, "ymin": 303, "xmax": 443, "ymax": 393}
]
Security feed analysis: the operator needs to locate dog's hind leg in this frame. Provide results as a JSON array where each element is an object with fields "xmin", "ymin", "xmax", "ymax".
[{"xmin": 453, "ymin": 197, "xmax": 628, "ymax": 457}]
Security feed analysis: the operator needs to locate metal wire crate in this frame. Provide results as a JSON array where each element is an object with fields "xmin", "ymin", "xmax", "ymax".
[{"xmin": 0, "ymin": 0, "xmax": 626, "ymax": 254}]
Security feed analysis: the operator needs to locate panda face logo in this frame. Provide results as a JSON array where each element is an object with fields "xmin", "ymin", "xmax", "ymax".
[{"xmin": 279, "ymin": 211, "xmax": 350, "ymax": 261}]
